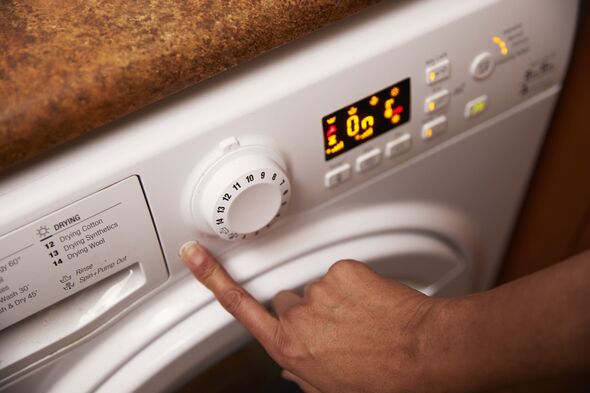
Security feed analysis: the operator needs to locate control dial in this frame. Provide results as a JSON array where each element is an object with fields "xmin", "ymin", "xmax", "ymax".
[{"xmin": 191, "ymin": 139, "xmax": 291, "ymax": 241}]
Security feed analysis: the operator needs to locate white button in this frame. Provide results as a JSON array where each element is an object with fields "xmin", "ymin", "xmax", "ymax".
[
  {"xmin": 465, "ymin": 95, "xmax": 488, "ymax": 118},
  {"xmin": 324, "ymin": 163, "xmax": 351, "ymax": 188},
  {"xmin": 355, "ymin": 148, "xmax": 382, "ymax": 173},
  {"xmin": 424, "ymin": 89, "xmax": 450, "ymax": 113},
  {"xmin": 470, "ymin": 52, "xmax": 495, "ymax": 80},
  {"xmin": 425, "ymin": 59, "xmax": 451, "ymax": 85},
  {"xmin": 385, "ymin": 133, "xmax": 411, "ymax": 159},
  {"xmin": 421, "ymin": 116, "xmax": 447, "ymax": 141}
]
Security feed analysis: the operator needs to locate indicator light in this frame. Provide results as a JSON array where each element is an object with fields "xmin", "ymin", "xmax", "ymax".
[
  {"xmin": 493, "ymin": 36, "xmax": 508, "ymax": 56},
  {"xmin": 369, "ymin": 96, "xmax": 379, "ymax": 106},
  {"xmin": 471, "ymin": 100, "xmax": 486, "ymax": 115},
  {"xmin": 393, "ymin": 106, "xmax": 404, "ymax": 115},
  {"xmin": 390, "ymin": 87, "xmax": 400, "ymax": 97},
  {"xmin": 428, "ymin": 101, "xmax": 436, "ymax": 112},
  {"xmin": 429, "ymin": 71, "xmax": 436, "ymax": 82},
  {"xmin": 326, "ymin": 116, "xmax": 336, "ymax": 125},
  {"xmin": 425, "ymin": 128, "xmax": 433, "ymax": 139},
  {"xmin": 327, "ymin": 125, "xmax": 337, "ymax": 136},
  {"xmin": 328, "ymin": 134, "xmax": 338, "ymax": 146},
  {"xmin": 384, "ymin": 98, "xmax": 395, "ymax": 119}
]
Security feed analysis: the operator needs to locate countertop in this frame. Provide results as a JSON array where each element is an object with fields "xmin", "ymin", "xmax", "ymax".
[{"xmin": 0, "ymin": 0, "xmax": 380, "ymax": 172}]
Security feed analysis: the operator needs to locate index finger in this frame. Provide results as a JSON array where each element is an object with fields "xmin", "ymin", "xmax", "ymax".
[{"xmin": 180, "ymin": 241, "xmax": 280, "ymax": 348}]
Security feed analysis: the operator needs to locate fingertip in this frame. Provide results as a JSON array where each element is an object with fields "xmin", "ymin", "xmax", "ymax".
[
  {"xmin": 179, "ymin": 240, "xmax": 199, "ymax": 259},
  {"xmin": 180, "ymin": 241, "xmax": 206, "ymax": 269}
]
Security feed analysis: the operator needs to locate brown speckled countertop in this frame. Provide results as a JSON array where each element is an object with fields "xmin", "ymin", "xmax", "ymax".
[{"xmin": 0, "ymin": 0, "xmax": 380, "ymax": 171}]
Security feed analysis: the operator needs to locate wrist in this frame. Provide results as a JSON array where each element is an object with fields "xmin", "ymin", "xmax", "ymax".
[{"xmin": 417, "ymin": 296, "xmax": 482, "ymax": 393}]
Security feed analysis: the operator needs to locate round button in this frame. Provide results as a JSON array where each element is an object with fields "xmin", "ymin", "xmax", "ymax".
[
  {"xmin": 191, "ymin": 144, "xmax": 291, "ymax": 241},
  {"xmin": 470, "ymin": 52, "xmax": 495, "ymax": 80}
]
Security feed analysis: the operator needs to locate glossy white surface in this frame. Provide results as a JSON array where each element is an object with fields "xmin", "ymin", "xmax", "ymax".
[{"xmin": 0, "ymin": 0, "xmax": 579, "ymax": 391}]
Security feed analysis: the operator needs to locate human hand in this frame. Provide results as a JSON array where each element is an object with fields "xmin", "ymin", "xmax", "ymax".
[{"xmin": 181, "ymin": 242, "xmax": 445, "ymax": 393}]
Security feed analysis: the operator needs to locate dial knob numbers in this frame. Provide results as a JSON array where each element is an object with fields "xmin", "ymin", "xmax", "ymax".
[
  {"xmin": 210, "ymin": 167, "xmax": 291, "ymax": 241},
  {"xmin": 189, "ymin": 139, "xmax": 292, "ymax": 241}
]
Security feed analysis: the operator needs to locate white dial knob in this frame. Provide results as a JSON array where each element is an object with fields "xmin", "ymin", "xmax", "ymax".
[{"xmin": 192, "ymin": 143, "xmax": 291, "ymax": 241}]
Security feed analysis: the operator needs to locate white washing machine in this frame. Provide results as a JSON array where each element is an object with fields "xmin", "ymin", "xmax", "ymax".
[{"xmin": 0, "ymin": 0, "xmax": 580, "ymax": 391}]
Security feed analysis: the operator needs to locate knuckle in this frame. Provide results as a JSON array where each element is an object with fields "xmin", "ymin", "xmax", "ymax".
[
  {"xmin": 275, "ymin": 338, "xmax": 306, "ymax": 369},
  {"xmin": 274, "ymin": 289, "xmax": 293, "ymax": 301},
  {"xmin": 193, "ymin": 255, "xmax": 218, "ymax": 283},
  {"xmin": 218, "ymin": 287, "xmax": 245, "ymax": 315},
  {"xmin": 281, "ymin": 304, "xmax": 307, "ymax": 325},
  {"xmin": 328, "ymin": 259, "xmax": 362, "ymax": 275},
  {"xmin": 309, "ymin": 280, "xmax": 329, "ymax": 299}
]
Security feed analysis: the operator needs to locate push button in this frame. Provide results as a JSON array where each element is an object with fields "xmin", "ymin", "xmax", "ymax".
[
  {"xmin": 385, "ymin": 133, "xmax": 411, "ymax": 159},
  {"xmin": 464, "ymin": 95, "xmax": 488, "ymax": 118},
  {"xmin": 421, "ymin": 116, "xmax": 447, "ymax": 141},
  {"xmin": 470, "ymin": 52, "xmax": 495, "ymax": 80},
  {"xmin": 355, "ymin": 148, "xmax": 382, "ymax": 173},
  {"xmin": 424, "ymin": 89, "xmax": 450, "ymax": 113},
  {"xmin": 324, "ymin": 163, "xmax": 351, "ymax": 189},
  {"xmin": 425, "ymin": 59, "xmax": 451, "ymax": 85}
]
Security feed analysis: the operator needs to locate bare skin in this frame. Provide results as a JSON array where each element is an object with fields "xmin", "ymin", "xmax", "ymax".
[{"xmin": 181, "ymin": 242, "xmax": 590, "ymax": 393}]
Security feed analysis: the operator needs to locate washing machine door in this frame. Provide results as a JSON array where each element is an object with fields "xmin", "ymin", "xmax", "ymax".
[
  {"xmin": 262, "ymin": 231, "xmax": 469, "ymax": 297},
  {"xmin": 95, "ymin": 230, "xmax": 470, "ymax": 393}
]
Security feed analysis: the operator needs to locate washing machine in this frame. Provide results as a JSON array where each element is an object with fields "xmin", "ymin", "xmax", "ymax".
[{"xmin": 0, "ymin": 0, "xmax": 580, "ymax": 391}]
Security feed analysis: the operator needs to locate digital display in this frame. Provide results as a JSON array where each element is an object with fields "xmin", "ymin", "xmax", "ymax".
[{"xmin": 322, "ymin": 78, "xmax": 410, "ymax": 160}]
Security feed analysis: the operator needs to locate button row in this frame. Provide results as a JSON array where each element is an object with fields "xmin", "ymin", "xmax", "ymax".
[
  {"xmin": 424, "ymin": 59, "xmax": 451, "ymax": 143},
  {"xmin": 324, "ymin": 133, "xmax": 412, "ymax": 189},
  {"xmin": 326, "ymin": 51, "xmax": 495, "ymax": 190},
  {"xmin": 428, "ymin": 52, "xmax": 495, "ymax": 84},
  {"xmin": 424, "ymin": 56, "xmax": 491, "ymax": 124}
]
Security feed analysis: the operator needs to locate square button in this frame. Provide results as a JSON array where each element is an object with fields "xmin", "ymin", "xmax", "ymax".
[
  {"xmin": 465, "ymin": 95, "xmax": 488, "ymax": 118},
  {"xmin": 425, "ymin": 59, "xmax": 451, "ymax": 85},
  {"xmin": 324, "ymin": 163, "xmax": 352, "ymax": 189},
  {"xmin": 355, "ymin": 148, "xmax": 382, "ymax": 173},
  {"xmin": 421, "ymin": 116, "xmax": 447, "ymax": 141},
  {"xmin": 385, "ymin": 133, "xmax": 411, "ymax": 159},
  {"xmin": 424, "ymin": 89, "xmax": 450, "ymax": 113}
]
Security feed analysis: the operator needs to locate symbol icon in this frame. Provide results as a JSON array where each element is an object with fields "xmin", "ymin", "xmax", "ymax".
[
  {"xmin": 492, "ymin": 36, "xmax": 508, "ymax": 56},
  {"xmin": 63, "ymin": 282, "xmax": 75, "ymax": 291},
  {"xmin": 59, "ymin": 275, "xmax": 72, "ymax": 284},
  {"xmin": 36, "ymin": 225, "xmax": 50, "ymax": 238}
]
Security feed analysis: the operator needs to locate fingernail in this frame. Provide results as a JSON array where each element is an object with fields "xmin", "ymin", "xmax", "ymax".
[{"xmin": 179, "ymin": 241, "xmax": 204, "ymax": 267}]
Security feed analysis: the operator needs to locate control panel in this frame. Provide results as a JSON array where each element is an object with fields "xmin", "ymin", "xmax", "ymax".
[
  {"xmin": 175, "ymin": 1, "xmax": 572, "ymax": 244},
  {"xmin": 0, "ymin": 177, "xmax": 167, "ymax": 330},
  {"xmin": 315, "ymin": 20, "xmax": 553, "ymax": 195},
  {"xmin": 0, "ymin": 177, "xmax": 168, "ymax": 381}
]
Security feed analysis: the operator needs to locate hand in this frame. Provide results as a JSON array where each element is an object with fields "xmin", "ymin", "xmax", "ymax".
[{"xmin": 181, "ymin": 242, "xmax": 444, "ymax": 393}]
